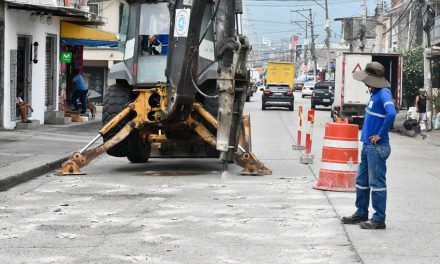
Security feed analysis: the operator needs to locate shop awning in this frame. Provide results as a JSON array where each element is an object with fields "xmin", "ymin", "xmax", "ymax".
[{"xmin": 61, "ymin": 22, "xmax": 118, "ymax": 47}]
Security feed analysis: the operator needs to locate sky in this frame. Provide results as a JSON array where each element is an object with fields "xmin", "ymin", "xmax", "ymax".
[{"xmin": 243, "ymin": 0, "xmax": 379, "ymax": 49}]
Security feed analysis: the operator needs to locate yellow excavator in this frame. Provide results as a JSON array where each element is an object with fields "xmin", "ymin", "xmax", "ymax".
[{"xmin": 57, "ymin": 0, "xmax": 271, "ymax": 176}]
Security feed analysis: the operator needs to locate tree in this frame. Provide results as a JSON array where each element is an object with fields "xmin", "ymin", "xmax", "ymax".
[{"xmin": 403, "ymin": 46, "xmax": 424, "ymax": 108}]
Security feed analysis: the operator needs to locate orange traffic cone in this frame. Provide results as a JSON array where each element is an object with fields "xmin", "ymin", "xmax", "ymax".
[{"xmin": 314, "ymin": 118, "xmax": 359, "ymax": 192}]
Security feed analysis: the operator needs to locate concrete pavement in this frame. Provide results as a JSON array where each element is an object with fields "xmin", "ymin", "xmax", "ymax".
[
  {"xmin": 289, "ymin": 95, "xmax": 440, "ymax": 263},
  {"xmin": 1, "ymin": 99, "xmax": 438, "ymax": 192},
  {"xmin": 0, "ymin": 93, "xmax": 439, "ymax": 263}
]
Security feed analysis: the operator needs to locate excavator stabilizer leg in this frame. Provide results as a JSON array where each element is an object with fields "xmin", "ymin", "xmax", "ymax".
[
  {"xmin": 233, "ymin": 151, "xmax": 272, "ymax": 176},
  {"xmin": 55, "ymin": 120, "xmax": 136, "ymax": 176},
  {"xmin": 192, "ymin": 104, "xmax": 271, "ymax": 176},
  {"xmin": 233, "ymin": 115, "xmax": 272, "ymax": 176}
]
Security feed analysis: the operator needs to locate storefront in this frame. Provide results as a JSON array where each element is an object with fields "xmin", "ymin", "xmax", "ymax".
[
  {"xmin": 1, "ymin": 5, "xmax": 61, "ymax": 129},
  {"xmin": 0, "ymin": 0, "xmax": 104, "ymax": 129},
  {"xmin": 59, "ymin": 21, "xmax": 117, "ymax": 112}
]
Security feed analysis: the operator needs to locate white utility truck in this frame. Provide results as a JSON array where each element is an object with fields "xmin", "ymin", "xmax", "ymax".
[{"xmin": 332, "ymin": 52, "xmax": 403, "ymax": 127}]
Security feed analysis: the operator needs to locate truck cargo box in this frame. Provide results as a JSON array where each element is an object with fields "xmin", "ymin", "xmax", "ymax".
[{"xmin": 332, "ymin": 52, "xmax": 402, "ymax": 127}]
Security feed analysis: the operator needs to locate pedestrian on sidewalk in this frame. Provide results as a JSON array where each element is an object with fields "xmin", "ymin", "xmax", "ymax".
[
  {"xmin": 16, "ymin": 90, "xmax": 33, "ymax": 123},
  {"xmin": 71, "ymin": 69, "xmax": 88, "ymax": 115},
  {"xmin": 415, "ymin": 88, "xmax": 431, "ymax": 131},
  {"xmin": 341, "ymin": 62, "xmax": 396, "ymax": 230}
]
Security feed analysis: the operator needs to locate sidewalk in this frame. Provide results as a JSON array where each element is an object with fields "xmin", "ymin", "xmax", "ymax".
[
  {"xmin": 391, "ymin": 110, "xmax": 440, "ymax": 145},
  {"xmin": 0, "ymin": 115, "xmax": 101, "ymax": 191}
]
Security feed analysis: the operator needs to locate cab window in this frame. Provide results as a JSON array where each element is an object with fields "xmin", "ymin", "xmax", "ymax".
[
  {"xmin": 138, "ymin": 3, "xmax": 170, "ymax": 56},
  {"xmin": 137, "ymin": 3, "xmax": 170, "ymax": 84}
]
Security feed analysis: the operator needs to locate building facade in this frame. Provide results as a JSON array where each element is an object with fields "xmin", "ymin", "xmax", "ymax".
[
  {"xmin": 2, "ymin": 1, "xmax": 61, "ymax": 129},
  {"xmin": 0, "ymin": 0, "xmax": 114, "ymax": 129}
]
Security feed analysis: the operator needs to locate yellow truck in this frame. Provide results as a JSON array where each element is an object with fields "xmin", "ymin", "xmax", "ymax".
[{"xmin": 265, "ymin": 62, "xmax": 295, "ymax": 90}]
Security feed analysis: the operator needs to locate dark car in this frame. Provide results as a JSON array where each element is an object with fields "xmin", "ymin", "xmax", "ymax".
[
  {"xmin": 261, "ymin": 83, "xmax": 294, "ymax": 111},
  {"xmin": 294, "ymin": 81, "xmax": 303, "ymax": 91},
  {"xmin": 311, "ymin": 82, "xmax": 334, "ymax": 109}
]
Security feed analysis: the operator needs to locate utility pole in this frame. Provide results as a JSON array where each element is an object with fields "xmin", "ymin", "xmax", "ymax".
[
  {"xmin": 309, "ymin": 9, "xmax": 317, "ymax": 82},
  {"xmin": 324, "ymin": 0, "xmax": 331, "ymax": 81},
  {"xmin": 290, "ymin": 37, "xmax": 294, "ymax": 63},
  {"xmin": 375, "ymin": 0, "xmax": 384, "ymax": 52},
  {"xmin": 423, "ymin": 1, "xmax": 435, "ymax": 130},
  {"xmin": 290, "ymin": 16, "xmax": 309, "ymax": 76},
  {"xmin": 407, "ymin": 9, "xmax": 412, "ymax": 49},
  {"xmin": 360, "ymin": 0, "xmax": 368, "ymax": 51},
  {"xmin": 304, "ymin": 21, "xmax": 308, "ymax": 74}
]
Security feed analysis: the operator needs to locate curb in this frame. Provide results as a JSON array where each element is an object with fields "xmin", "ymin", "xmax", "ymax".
[
  {"xmin": 0, "ymin": 157, "xmax": 68, "ymax": 192},
  {"xmin": 392, "ymin": 127, "xmax": 426, "ymax": 138}
]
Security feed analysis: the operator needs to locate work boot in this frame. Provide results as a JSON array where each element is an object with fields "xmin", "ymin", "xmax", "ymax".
[
  {"xmin": 341, "ymin": 214, "xmax": 368, "ymax": 224},
  {"xmin": 360, "ymin": 220, "xmax": 386, "ymax": 229}
]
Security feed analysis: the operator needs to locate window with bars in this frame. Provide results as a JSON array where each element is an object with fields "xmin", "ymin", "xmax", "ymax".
[{"xmin": 88, "ymin": 2, "xmax": 100, "ymax": 17}]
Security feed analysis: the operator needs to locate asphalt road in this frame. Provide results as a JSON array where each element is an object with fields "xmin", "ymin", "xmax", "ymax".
[{"xmin": 0, "ymin": 91, "xmax": 439, "ymax": 263}]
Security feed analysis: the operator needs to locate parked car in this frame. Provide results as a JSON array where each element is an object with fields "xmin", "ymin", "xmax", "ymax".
[
  {"xmin": 302, "ymin": 81, "xmax": 316, "ymax": 98},
  {"xmin": 294, "ymin": 81, "xmax": 303, "ymax": 91},
  {"xmin": 261, "ymin": 83, "xmax": 294, "ymax": 111},
  {"xmin": 311, "ymin": 82, "xmax": 335, "ymax": 109}
]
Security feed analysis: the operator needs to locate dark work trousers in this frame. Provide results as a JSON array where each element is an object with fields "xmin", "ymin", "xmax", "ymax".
[
  {"xmin": 72, "ymin": 89, "xmax": 88, "ymax": 114},
  {"xmin": 355, "ymin": 143, "xmax": 391, "ymax": 223}
]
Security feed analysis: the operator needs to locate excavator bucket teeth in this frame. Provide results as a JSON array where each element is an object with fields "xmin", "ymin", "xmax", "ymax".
[
  {"xmin": 55, "ymin": 152, "xmax": 87, "ymax": 176},
  {"xmin": 233, "ymin": 152, "xmax": 272, "ymax": 176}
]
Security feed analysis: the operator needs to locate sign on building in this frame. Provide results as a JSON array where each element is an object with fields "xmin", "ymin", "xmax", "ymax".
[{"xmin": 60, "ymin": 52, "xmax": 72, "ymax": 63}]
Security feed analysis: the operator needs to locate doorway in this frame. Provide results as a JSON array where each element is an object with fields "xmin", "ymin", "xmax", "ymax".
[
  {"xmin": 11, "ymin": 35, "xmax": 32, "ymax": 120},
  {"xmin": 45, "ymin": 35, "xmax": 57, "ymax": 111}
]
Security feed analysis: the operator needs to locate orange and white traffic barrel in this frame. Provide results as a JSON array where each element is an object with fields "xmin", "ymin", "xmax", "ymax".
[{"xmin": 314, "ymin": 118, "xmax": 358, "ymax": 192}]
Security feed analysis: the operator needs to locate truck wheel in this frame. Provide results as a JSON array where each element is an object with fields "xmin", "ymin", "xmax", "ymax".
[
  {"xmin": 102, "ymin": 82, "xmax": 150, "ymax": 162},
  {"xmin": 331, "ymin": 110, "xmax": 337, "ymax": 121},
  {"xmin": 197, "ymin": 80, "xmax": 219, "ymax": 117},
  {"xmin": 262, "ymin": 104, "xmax": 266, "ymax": 110},
  {"xmin": 246, "ymin": 96, "xmax": 250, "ymax": 102},
  {"xmin": 127, "ymin": 136, "xmax": 151, "ymax": 163}
]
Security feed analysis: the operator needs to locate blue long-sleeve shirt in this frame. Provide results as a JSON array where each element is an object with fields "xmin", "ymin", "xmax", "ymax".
[
  {"xmin": 72, "ymin": 74, "xmax": 88, "ymax": 91},
  {"xmin": 361, "ymin": 88, "xmax": 397, "ymax": 145}
]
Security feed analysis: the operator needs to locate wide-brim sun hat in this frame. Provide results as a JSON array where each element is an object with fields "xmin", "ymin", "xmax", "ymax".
[{"xmin": 353, "ymin": 61, "xmax": 391, "ymax": 88}]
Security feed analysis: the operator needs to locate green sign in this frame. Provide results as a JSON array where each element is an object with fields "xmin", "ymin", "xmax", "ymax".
[{"xmin": 60, "ymin": 52, "xmax": 72, "ymax": 63}]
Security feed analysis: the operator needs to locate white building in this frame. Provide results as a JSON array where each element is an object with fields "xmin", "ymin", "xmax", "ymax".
[
  {"xmin": 0, "ymin": 0, "xmax": 113, "ymax": 129},
  {"xmin": 1, "ymin": 0, "xmax": 62, "ymax": 129}
]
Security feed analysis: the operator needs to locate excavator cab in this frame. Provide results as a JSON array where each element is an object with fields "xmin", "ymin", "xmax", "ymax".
[
  {"xmin": 56, "ymin": 0, "xmax": 271, "ymax": 176},
  {"xmin": 115, "ymin": 1, "xmax": 171, "ymax": 86}
]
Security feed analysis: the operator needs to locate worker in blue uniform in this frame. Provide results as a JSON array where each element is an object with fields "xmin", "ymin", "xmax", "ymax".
[{"xmin": 341, "ymin": 62, "xmax": 397, "ymax": 229}]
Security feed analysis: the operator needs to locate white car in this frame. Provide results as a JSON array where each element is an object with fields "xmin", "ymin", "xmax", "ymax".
[{"xmin": 302, "ymin": 81, "xmax": 316, "ymax": 98}]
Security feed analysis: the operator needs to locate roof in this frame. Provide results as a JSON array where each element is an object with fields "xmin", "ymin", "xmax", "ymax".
[{"xmin": 5, "ymin": 0, "xmax": 105, "ymax": 25}]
